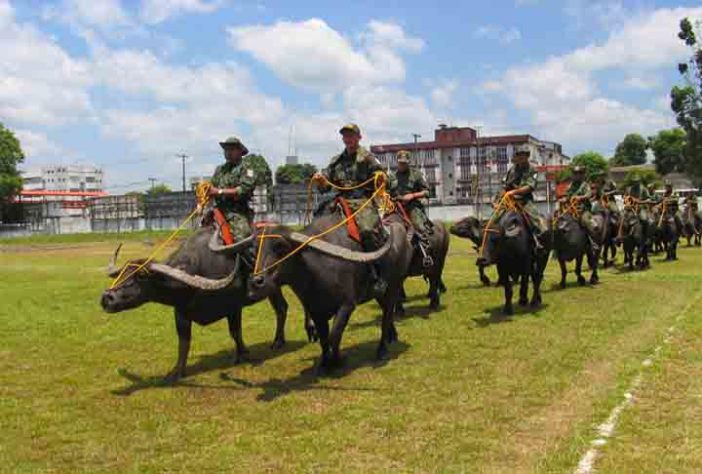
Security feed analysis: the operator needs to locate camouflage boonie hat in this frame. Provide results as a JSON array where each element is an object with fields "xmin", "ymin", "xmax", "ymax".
[
  {"xmin": 396, "ymin": 150, "xmax": 411, "ymax": 163},
  {"xmin": 630, "ymin": 175, "xmax": 642, "ymax": 183},
  {"xmin": 339, "ymin": 123, "xmax": 361, "ymax": 135},
  {"xmin": 664, "ymin": 179, "xmax": 673, "ymax": 187},
  {"xmin": 219, "ymin": 136, "xmax": 249, "ymax": 155}
]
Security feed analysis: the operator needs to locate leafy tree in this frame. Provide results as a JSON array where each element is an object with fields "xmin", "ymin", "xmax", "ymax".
[
  {"xmin": 621, "ymin": 168, "xmax": 662, "ymax": 189},
  {"xmin": 648, "ymin": 128, "xmax": 687, "ymax": 175},
  {"xmin": 146, "ymin": 183, "xmax": 172, "ymax": 195},
  {"xmin": 554, "ymin": 151, "xmax": 608, "ymax": 183},
  {"xmin": 0, "ymin": 123, "xmax": 25, "ymax": 206},
  {"xmin": 610, "ymin": 133, "xmax": 648, "ymax": 166},
  {"xmin": 671, "ymin": 17, "xmax": 702, "ymax": 184},
  {"xmin": 275, "ymin": 163, "xmax": 318, "ymax": 184}
]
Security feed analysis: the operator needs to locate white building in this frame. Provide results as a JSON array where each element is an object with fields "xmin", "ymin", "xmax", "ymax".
[
  {"xmin": 371, "ymin": 125, "xmax": 570, "ymax": 204},
  {"xmin": 22, "ymin": 164, "xmax": 104, "ymax": 192}
]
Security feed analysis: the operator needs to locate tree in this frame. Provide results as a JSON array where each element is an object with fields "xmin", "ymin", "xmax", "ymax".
[
  {"xmin": 275, "ymin": 163, "xmax": 318, "ymax": 184},
  {"xmin": 621, "ymin": 168, "xmax": 662, "ymax": 189},
  {"xmin": 648, "ymin": 128, "xmax": 687, "ymax": 175},
  {"xmin": 0, "ymin": 123, "xmax": 25, "ymax": 206},
  {"xmin": 610, "ymin": 133, "xmax": 648, "ymax": 166},
  {"xmin": 146, "ymin": 183, "xmax": 171, "ymax": 195},
  {"xmin": 671, "ymin": 17, "xmax": 702, "ymax": 184}
]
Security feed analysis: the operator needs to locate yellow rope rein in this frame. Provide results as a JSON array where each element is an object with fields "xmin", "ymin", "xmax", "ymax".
[
  {"xmin": 254, "ymin": 171, "xmax": 391, "ymax": 276},
  {"xmin": 477, "ymin": 192, "xmax": 521, "ymax": 260},
  {"xmin": 109, "ymin": 181, "xmax": 212, "ymax": 289}
]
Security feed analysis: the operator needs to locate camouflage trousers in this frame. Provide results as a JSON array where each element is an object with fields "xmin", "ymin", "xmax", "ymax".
[
  {"xmin": 346, "ymin": 198, "xmax": 383, "ymax": 249},
  {"xmin": 407, "ymin": 205, "xmax": 433, "ymax": 242},
  {"xmin": 591, "ymin": 200, "xmax": 618, "ymax": 215},
  {"xmin": 222, "ymin": 210, "xmax": 253, "ymax": 241},
  {"xmin": 494, "ymin": 201, "xmax": 547, "ymax": 236},
  {"xmin": 579, "ymin": 210, "xmax": 599, "ymax": 235}
]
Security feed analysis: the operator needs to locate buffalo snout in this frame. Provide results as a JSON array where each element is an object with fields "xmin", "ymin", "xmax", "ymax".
[{"xmin": 100, "ymin": 291, "xmax": 117, "ymax": 312}]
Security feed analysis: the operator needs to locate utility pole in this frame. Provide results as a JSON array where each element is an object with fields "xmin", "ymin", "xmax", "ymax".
[
  {"xmin": 475, "ymin": 126, "xmax": 482, "ymax": 220},
  {"xmin": 411, "ymin": 133, "xmax": 421, "ymax": 164},
  {"xmin": 175, "ymin": 153, "xmax": 188, "ymax": 192},
  {"xmin": 148, "ymin": 177, "xmax": 156, "ymax": 192}
]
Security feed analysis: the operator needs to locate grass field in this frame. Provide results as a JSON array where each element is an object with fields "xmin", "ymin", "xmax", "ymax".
[{"xmin": 2, "ymin": 233, "xmax": 702, "ymax": 473}]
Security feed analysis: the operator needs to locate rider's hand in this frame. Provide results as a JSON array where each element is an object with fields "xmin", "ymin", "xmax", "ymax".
[
  {"xmin": 207, "ymin": 186, "xmax": 220, "ymax": 197},
  {"xmin": 401, "ymin": 193, "xmax": 414, "ymax": 203}
]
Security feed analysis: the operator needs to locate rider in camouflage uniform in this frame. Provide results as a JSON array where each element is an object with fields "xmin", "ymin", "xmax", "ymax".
[
  {"xmin": 208, "ymin": 136, "xmax": 256, "ymax": 242},
  {"xmin": 660, "ymin": 181, "xmax": 683, "ymax": 229},
  {"xmin": 561, "ymin": 166, "xmax": 599, "ymax": 249},
  {"xmin": 590, "ymin": 170, "xmax": 618, "ymax": 215},
  {"xmin": 499, "ymin": 144, "xmax": 546, "ymax": 249},
  {"xmin": 624, "ymin": 175, "xmax": 652, "ymax": 234},
  {"xmin": 313, "ymin": 123, "xmax": 387, "ymax": 295},
  {"xmin": 389, "ymin": 150, "xmax": 433, "ymax": 263}
]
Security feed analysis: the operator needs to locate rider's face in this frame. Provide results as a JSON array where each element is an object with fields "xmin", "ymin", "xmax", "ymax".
[
  {"xmin": 224, "ymin": 147, "xmax": 244, "ymax": 163},
  {"xmin": 342, "ymin": 131, "xmax": 361, "ymax": 151},
  {"xmin": 397, "ymin": 162, "xmax": 409, "ymax": 173}
]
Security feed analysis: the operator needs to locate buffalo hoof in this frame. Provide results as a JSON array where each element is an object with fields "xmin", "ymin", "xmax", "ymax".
[
  {"xmin": 529, "ymin": 297, "xmax": 542, "ymax": 308},
  {"xmin": 439, "ymin": 282, "xmax": 447, "ymax": 293},
  {"xmin": 559, "ymin": 281, "xmax": 566, "ymax": 290},
  {"xmin": 233, "ymin": 348, "xmax": 250, "ymax": 365},
  {"xmin": 305, "ymin": 325, "xmax": 318, "ymax": 343},
  {"xmin": 503, "ymin": 305, "xmax": 514, "ymax": 316},
  {"xmin": 429, "ymin": 297, "xmax": 440, "ymax": 311},
  {"xmin": 270, "ymin": 338, "xmax": 286, "ymax": 350},
  {"xmin": 480, "ymin": 276, "xmax": 491, "ymax": 287},
  {"xmin": 590, "ymin": 275, "xmax": 599, "ymax": 285},
  {"xmin": 518, "ymin": 297, "xmax": 528, "ymax": 307},
  {"xmin": 164, "ymin": 367, "xmax": 186, "ymax": 383},
  {"xmin": 386, "ymin": 324, "xmax": 399, "ymax": 344},
  {"xmin": 577, "ymin": 276, "xmax": 587, "ymax": 286},
  {"xmin": 376, "ymin": 344, "xmax": 389, "ymax": 361}
]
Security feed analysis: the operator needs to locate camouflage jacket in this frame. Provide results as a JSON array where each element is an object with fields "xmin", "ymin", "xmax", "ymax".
[
  {"xmin": 389, "ymin": 168, "xmax": 429, "ymax": 208},
  {"xmin": 503, "ymin": 164, "xmax": 538, "ymax": 202},
  {"xmin": 625, "ymin": 185, "xmax": 651, "ymax": 201},
  {"xmin": 321, "ymin": 146, "xmax": 384, "ymax": 199},
  {"xmin": 662, "ymin": 192, "xmax": 679, "ymax": 212},
  {"xmin": 210, "ymin": 159, "xmax": 256, "ymax": 213},
  {"xmin": 565, "ymin": 179, "xmax": 592, "ymax": 210}
]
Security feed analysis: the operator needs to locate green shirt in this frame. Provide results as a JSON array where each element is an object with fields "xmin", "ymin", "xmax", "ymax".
[
  {"xmin": 626, "ymin": 184, "xmax": 650, "ymax": 201},
  {"xmin": 322, "ymin": 146, "xmax": 384, "ymax": 199},
  {"xmin": 565, "ymin": 179, "xmax": 592, "ymax": 210},
  {"xmin": 503, "ymin": 164, "xmax": 538, "ymax": 202},
  {"xmin": 210, "ymin": 160, "xmax": 256, "ymax": 214},
  {"xmin": 389, "ymin": 168, "xmax": 429, "ymax": 207}
]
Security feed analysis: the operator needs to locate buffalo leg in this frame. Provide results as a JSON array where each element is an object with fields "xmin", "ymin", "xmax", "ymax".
[
  {"xmin": 479, "ymin": 265, "xmax": 491, "ymax": 286},
  {"xmin": 226, "ymin": 308, "xmax": 249, "ymax": 363},
  {"xmin": 268, "ymin": 289, "xmax": 289, "ymax": 349},
  {"xmin": 575, "ymin": 254, "xmax": 587, "ymax": 285},
  {"xmin": 377, "ymin": 304, "xmax": 397, "ymax": 360},
  {"xmin": 439, "ymin": 278, "xmax": 447, "ymax": 293},
  {"xmin": 313, "ymin": 315, "xmax": 331, "ymax": 373},
  {"xmin": 558, "ymin": 259, "xmax": 567, "ymax": 289},
  {"xmin": 428, "ymin": 274, "xmax": 440, "ymax": 310},
  {"xmin": 166, "ymin": 309, "xmax": 191, "ymax": 382},
  {"xmin": 589, "ymin": 251, "xmax": 599, "ymax": 284},
  {"xmin": 329, "ymin": 304, "xmax": 355, "ymax": 365},
  {"xmin": 518, "ymin": 274, "xmax": 529, "ymax": 306},
  {"xmin": 503, "ymin": 277, "xmax": 514, "ymax": 316},
  {"xmin": 530, "ymin": 265, "xmax": 543, "ymax": 308}
]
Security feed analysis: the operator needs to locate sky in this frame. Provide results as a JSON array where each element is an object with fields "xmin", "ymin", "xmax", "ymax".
[{"xmin": 1, "ymin": 0, "xmax": 700, "ymax": 193}]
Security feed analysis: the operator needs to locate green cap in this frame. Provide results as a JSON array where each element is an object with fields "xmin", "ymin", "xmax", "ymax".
[
  {"xmin": 339, "ymin": 123, "xmax": 361, "ymax": 135},
  {"xmin": 631, "ymin": 175, "xmax": 641, "ymax": 183},
  {"xmin": 664, "ymin": 180, "xmax": 672, "ymax": 187},
  {"xmin": 219, "ymin": 136, "xmax": 249, "ymax": 155},
  {"xmin": 396, "ymin": 150, "xmax": 411, "ymax": 163}
]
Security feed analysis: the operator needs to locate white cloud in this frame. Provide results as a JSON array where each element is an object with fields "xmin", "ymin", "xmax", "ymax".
[
  {"xmin": 43, "ymin": 0, "xmax": 130, "ymax": 28},
  {"xmin": 473, "ymin": 25, "xmax": 522, "ymax": 44},
  {"xmin": 622, "ymin": 76, "xmax": 660, "ymax": 90},
  {"xmin": 228, "ymin": 19, "xmax": 423, "ymax": 94},
  {"xmin": 430, "ymin": 79, "xmax": 458, "ymax": 109},
  {"xmin": 14, "ymin": 129, "xmax": 65, "ymax": 158},
  {"xmin": 563, "ymin": 0, "xmax": 628, "ymax": 31},
  {"xmin": 140, "ymin": 0, "xmax": 223, "ymax": 24},
  {"xmin": 0, "ymin": 1, "xmax": 93, "ymax": 126},
  {"xmin": 482, "ymin": 6, "xmax": 699, "ymax": 152}
]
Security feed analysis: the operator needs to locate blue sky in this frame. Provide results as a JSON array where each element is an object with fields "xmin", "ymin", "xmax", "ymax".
[{"xmin": 1, "ymin": 0, "xmax": 700, "ymax": 192}]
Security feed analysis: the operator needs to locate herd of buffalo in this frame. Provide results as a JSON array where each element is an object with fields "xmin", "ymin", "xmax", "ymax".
[{"xmin": 100, "ymin": 196, "xmax": 702, "ymax": 379}]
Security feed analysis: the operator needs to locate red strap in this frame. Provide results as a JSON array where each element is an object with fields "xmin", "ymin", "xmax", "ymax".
[
  {"xmin": 213, "ymin": 208, "xmax": 235, "ymax": 245},
  {"xmin": 396, "ymin": 201, "xmax": 413, "ymax": 227},
  {"xmin": 337, "ymin": 197, "xmax": 362, "ymax": 243}
]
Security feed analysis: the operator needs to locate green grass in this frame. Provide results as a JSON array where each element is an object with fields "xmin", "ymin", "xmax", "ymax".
[
  {"xmin": 0, "ymin": 229, "xmax": 181, "ymax": 245},
  {"xmin": 2, "ymin": 237, "xmax": 702, "ymax": 472}
]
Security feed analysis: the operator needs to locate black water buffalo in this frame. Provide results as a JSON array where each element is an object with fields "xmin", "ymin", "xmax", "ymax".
[
  {"xmin": 476, "ymin": 210, "xmax": 550, "ymax": 315},
  {"xmin": 450, "ymin": 216, "xmax": 493, "ymax": 286},
  {"xmin": 384, "ymin": 212, "xmax": 450, "ymax": 313},
  {"xmin": 682, "ymin": 208, "xmax": 701, "ymax": 246},
  {"xmin": 599, "ymin": 210, "xmax": 619, "ymax": 268},
  {"xmin": 100, "ymin": 227, "xmax": 297, "ymax": 381},
  {"xmin": 616, "ymin": 209, "xmax": 650, "ymax": 270},
  {"xmin": 248, "ymin": 213, "xmax": 413, "ymax": 371},
  {"xmin": 552, "ymin": 210, "xmax": 603, "ymax": 287},
  {"xmin": 657, "ymin": 211, "xmax": 680, "ymax": 260}
]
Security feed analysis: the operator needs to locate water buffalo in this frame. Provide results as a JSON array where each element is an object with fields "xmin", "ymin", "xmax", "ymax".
[
  {"xmin": 599, "ymin": 210, "xmax": 619, "ymax": 268},
  {"xmin": 682, "ymin": 208, "xmax": 701, "ymax": 246},
  {"xmin": 248, "ymin": 213, "xmax": 413, "ymax": 371},
  {"xmin": 476, "ymin": 210, "xmax": 550, "ymax": 315},
  {"xmin": 552, "ymin": 210, "xmax": 602, "ymax": 287},
  {"xmin": 450, "ymin": 216, "xmax": 493, "ymax": 286},
  {"xmin": 657, "ymin": 212, "xmax": 680, "ymax": 261},
  {"xmin": 100, "ymin": 227, "xmax": 298, "ymax": 382},
  {"xmin": 384, "ymin": 211, "xmax": 450, "ymax": 313},
  {"xmin": 617, "ymin": 209, "xmax": 650, "ymax": 270}
]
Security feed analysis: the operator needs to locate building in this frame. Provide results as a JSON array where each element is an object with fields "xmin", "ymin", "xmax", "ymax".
[
  {"xmin": 371, "ymin": 125, "xmax": 570, "ymax": 204},
  {"xmin": 285, "ymin": 155, "xmax": 299, "ymax": 165},
  {"xmin": 22, "ymin": 164, "xmax": 104, "ymax": 192}
]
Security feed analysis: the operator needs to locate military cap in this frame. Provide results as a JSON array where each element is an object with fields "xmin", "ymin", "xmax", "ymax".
[
  {"xmin": 572, "ymin": 165, "xmax": 585, "ymax": 173},
  {"xmin": 396, "ymin": 150, "xmax": 411, "ymax": 163},
  {"xmin": 514, "ymin": 144, "xmax": 531, "ymax": 156},
  {"xmin": 219, "ymin": 136, "xmax": 249, "ymax": 155},
  {"xmin": 664, "ymin": 179, "xmax": 673, "ymax": 187},
  {"xmin": 630, "ymin": 175, "xmax": 642, "ymax": 183},
  {"xmin": 339, "ymin": 123, "xmax": 361, "ymax": 135}
]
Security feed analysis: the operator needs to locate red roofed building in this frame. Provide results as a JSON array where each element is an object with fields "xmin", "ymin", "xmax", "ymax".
[{"xmin": 371, "ymin": 125, "xmax": 569, "ymax": 204}]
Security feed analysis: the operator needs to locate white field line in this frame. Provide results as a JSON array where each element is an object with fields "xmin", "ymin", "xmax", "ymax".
[{"xmin": 574, "ymin": 292, "xmax": 702, "ymax": 474}]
